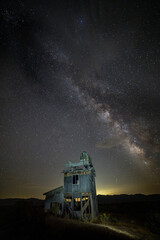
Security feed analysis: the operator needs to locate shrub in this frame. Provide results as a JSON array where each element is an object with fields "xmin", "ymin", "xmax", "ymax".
[
  {"xmin": 110, "ymin": 216, "xmax": 118, "ymax": 224},
  {"xmin": 99, "ymin": 213, "xmax": 110, "ymax": 223},
  {"xmin": 145, "ymin": 212, "xmax": 160, "ymax": 234}
]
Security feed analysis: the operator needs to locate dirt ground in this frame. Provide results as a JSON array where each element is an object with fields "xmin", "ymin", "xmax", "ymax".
[
  {"xmin": 45, "ymin": 215, "xmax": 133, "ymax": 240},
  {"xmin": 0, "ymin": 204, "xmax": 133, "ymax": 240},
  {"xmin": 0, "ymin": 202, "xmax": 160, "ymax": 240}
]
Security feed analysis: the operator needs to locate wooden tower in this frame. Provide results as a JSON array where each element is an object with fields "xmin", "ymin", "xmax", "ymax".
[{"xmin": 63, "ymin": 151, "xmax": 98, "ymax": 219}]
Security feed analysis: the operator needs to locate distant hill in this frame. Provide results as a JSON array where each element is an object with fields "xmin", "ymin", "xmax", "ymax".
[
  {"xmin": 1, "ymin": 194, "xmax": 160, "ymax": 207},
  {"xmin": 97, "ymin": 194, "xmax": 160, "ymax": 204},
  {"xmin": 0, "ymin": 198, "xmax": 44, "ymax": 206}
]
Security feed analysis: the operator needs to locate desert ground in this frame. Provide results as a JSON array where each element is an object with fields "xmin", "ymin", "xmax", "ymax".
[{"xmin": 0, "ymin": 197, "xmax": 160, "ymax": 240}]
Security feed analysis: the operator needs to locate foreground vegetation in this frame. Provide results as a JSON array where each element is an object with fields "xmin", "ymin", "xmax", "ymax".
[
  {"xmin": 0, "ymin": 200, "xmax": 160, "ymax": 239},
  {"xmin": 0, "ymin": 201, "xmax": 131, "ymax": 240},
  {"xmin": 97, "ymin": 201, "xmax": 160, "ymax": 235}
]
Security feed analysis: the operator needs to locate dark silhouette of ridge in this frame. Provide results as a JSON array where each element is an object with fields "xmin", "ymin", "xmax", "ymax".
[
  {"xmin": 1, "ymin": 194, "xmax": 160, "ymax": 206},
  {"xmin": 97, "ymin": 194, "xmax": 160, "ymax": 204},
  {"xmin": 0, "ymin": 198, "xmax": 44, "ymax": 206}
]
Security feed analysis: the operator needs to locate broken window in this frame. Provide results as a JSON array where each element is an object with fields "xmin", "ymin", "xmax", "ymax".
[
  {"xmin": 74, "ymin": 197, "xmax": 81, "ymax": 211},
  {"xmin": 65, "ymin": 197, "xmax": 72, "ymax": 203},
  {"xmin": 73, "ymin": 174, "xmax": 79, "ymax": 184},
  {"xmin": 82, "ymin": 196, "xmax": 91, "ymax": 214},
  {"xmin": 82, "ymin": 196, "xmax": 88, "ymax": 201},
  {"xmin": 65, "ymin": 197, "xmax": 72, "ymax": 215}
]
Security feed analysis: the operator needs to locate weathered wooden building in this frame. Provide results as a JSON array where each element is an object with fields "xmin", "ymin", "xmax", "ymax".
[
  {"xmin": 44, "ymin": 151, "xmax": 98, "ymax": 219},
  {"xmin": 43, "ymin": 186, "xmax": 64, "ymax": 216}
]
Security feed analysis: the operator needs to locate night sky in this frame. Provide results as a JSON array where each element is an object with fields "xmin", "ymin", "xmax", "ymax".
[{"xmin": 0, "ymin": 0, "xmax": 160, "ymax": 199}]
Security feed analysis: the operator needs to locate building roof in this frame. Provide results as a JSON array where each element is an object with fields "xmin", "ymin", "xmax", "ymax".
[
  {"xmin": 63, "ymin": 151, "xmax": 94, "ymax": 173},
  {"xmin": 43, "ymin": 186, "xmax": 63, "ymax": 196}
]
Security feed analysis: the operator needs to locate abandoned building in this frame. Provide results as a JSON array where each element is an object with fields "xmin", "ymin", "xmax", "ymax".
[{"xmin": 43, "ymin": 151, "xmax": 98, "ymax": 219}]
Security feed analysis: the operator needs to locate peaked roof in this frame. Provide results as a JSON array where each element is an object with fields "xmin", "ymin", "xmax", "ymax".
[{"xmin": 43, "ymin": 186, "xmax": 63, "ymax": 195}]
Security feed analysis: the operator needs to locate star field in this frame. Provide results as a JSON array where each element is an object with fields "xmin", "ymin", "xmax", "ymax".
[{"xmin": 0, "ymin": 0, "xmax": 160, "ymax": 198}]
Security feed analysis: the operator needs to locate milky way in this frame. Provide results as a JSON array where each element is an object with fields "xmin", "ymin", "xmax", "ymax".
[{"xmin": 0, "ymin": 0, "xmax": 160, "ymax": 198}]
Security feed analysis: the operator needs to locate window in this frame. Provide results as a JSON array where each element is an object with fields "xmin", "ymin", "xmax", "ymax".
[
  {"xmin": 74, "ymin": 197, "xmax": 81, "ymax": 211},
  {"xmin": 73, "ymin": 174, "xmax": 79, "ymax": 184},
  {"xmin": 65, "ymin": 197, "xmax": 72, "ymax": 203},
  {"xmin": 82, "ymin": 196, "xmax": 91, "ymax": 214}
]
